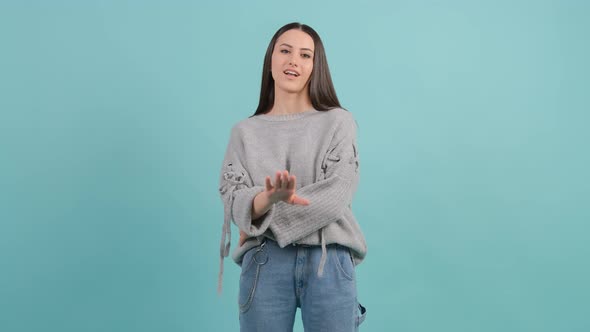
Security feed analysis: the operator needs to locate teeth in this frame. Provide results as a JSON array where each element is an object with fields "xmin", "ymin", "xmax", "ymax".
[{"xmin": 285, "ymin": 71, "xmax": 298, "ymax": 76}]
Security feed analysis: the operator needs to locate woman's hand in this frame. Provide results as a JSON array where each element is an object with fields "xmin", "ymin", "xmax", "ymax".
[
  {"xmin": 239, "ymin": 229, "xmax": 248, "ymax": 247},
  {"xmin": 265, "ymin": 170, "xmax": 310, "ymax": 206},
  {"xmin": 240, "ymin": 170, "xmax": 310, "ymax": 247}
]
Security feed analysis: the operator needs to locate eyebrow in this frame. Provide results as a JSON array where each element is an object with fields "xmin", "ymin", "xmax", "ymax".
[{"xmin": 279, "ymin": 43, "xmax": 314, "ymax": 53}]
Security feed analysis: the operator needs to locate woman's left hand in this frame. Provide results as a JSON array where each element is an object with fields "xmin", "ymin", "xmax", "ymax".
[{"xmin": 239, "ymin": 230, "xmax": 248, "ymax": 247}]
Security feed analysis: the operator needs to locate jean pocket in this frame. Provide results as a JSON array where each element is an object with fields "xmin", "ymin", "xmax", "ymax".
[
  {"xmin": 332, "ymin": 245, "xmax": 355, "ymax": 281},
  {"xmin": 240, "ymin": 246, "xmax": 257, "ymax": 276},
  {"xmin": 238, "ymin": 242, "xmax": 268, "ymax": 313}
]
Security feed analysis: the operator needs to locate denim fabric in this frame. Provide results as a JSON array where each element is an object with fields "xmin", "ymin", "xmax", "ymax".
[{"xmin": 238, "ymin": 237, "xmax": 367, "ymax": 331}]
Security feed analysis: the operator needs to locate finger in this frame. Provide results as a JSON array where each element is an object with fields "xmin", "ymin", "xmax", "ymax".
[
  {"xmin": 291, "ymin": 195, "xmax": 310, "ymax": 206},
  {"xmin": 287, "ymin": 175, "xmax": 296, "ymax": 190},
  {"xmin": 275, "ymin": 171, "xmax": 282, "ymax": 188},
  {"xmin": 279, "ymin": 172, "xmax": 286, "ymax": 190},
  {"xmin": 265, "ymin": 176, "xmax": 272, "ymax": 191},
  {"xmin": 282, "ymin": 170, "xmax": 289, "ymax": 189}
]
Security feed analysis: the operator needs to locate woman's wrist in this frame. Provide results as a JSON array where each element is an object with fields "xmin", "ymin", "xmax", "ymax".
[{"xmin": 252, "ymin": 191, "xmax": 274, "ymax": 222}]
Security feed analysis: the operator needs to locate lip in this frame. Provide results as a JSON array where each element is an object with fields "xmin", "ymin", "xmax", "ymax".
[
  {"xmin": 284, "ymin": 72, "xmax": 299, "ymax": 79},
  {"xmin": 283, "ymin": 69, "xmax": 300, "ymax": 78}
]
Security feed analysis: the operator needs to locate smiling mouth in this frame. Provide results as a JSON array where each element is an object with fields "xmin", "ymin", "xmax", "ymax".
[{"xmin": 283, "ymin": 70, "xmax": 299, "ymax": 78}]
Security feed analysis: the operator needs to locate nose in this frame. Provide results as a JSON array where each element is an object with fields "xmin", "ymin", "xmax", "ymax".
[{"xmin": 288, "ymin": 54, "xmax": 297, "ymax": 67}]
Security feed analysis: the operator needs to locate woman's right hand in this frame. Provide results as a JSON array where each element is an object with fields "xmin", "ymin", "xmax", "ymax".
[{"xmin": 265, "ymin": 170, "xmax": 310, "ymax": 206}]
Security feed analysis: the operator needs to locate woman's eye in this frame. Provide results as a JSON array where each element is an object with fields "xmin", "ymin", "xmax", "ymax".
[
  {"xmin": 303, "ymin": 54, "xmax": 311, "ymax": 58},
  {"xmin": 281, "ymin": 49, "xmax": 289, "ymax": 54}
]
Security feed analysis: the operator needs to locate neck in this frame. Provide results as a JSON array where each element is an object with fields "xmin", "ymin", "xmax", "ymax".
[{"xmin": 269, "ymin": 87, "xmax": 313, "ymax": 115}]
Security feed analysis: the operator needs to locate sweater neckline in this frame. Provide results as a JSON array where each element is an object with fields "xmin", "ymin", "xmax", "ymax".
[{"xmin": 254, "ymin": 108, "xmax": 321, "ymax": 122}]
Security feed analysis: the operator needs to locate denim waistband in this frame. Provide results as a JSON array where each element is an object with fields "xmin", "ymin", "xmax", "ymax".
[
  {"xmin": 291, "ymin": 242, "xmax": 314, "ymax": 247},
  {"xmin": 262, "ymin": 237, "xmax": 342, "ymax": 249},
  {"xmin": 261, "ymin": 237, "xmax": 315, "ymax": 248}
]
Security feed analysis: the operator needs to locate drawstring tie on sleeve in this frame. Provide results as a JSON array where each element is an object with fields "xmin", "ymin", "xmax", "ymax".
[
  {"xmin": 217, "ymin": 165, "xmax": 246, "ymax": 295},
  {"xmin": 317, "ymin": 227, "xmax": 327, "ymax": 277},
  {"xmin": 217, "ymin": 210, "xmax": 231, "ymax": 295}
]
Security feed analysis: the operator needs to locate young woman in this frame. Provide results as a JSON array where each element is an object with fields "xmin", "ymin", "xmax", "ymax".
[{"xmin": 218, "ymin": 22, "xmax": 367, "ymax": 331}]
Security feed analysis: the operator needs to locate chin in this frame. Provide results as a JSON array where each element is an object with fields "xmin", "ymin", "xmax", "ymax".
[{"xmin": 277, "ymin": 84, "xmax": 305, "ymax": 94}]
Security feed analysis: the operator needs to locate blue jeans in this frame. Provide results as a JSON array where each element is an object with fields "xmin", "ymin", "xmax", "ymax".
[{"xmin": 238, "ymin": 237, "xmax": 367, "ymax": 331}]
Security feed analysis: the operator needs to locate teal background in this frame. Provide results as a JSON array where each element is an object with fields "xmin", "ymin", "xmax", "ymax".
[{"xmin": 1, "ymin": 1, "xmax": 588, "ymax": 331}]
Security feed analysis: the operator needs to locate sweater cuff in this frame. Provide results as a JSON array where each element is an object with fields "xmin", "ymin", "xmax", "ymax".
[
  {"xmin": 269, "ymin": 204, "xmax": 300, "ymax": 248},
  {"xmin": 232, "ymin": 185, "xmax": 273, "ymax": 236},
  {"xmin": 268, "ymin": 174, "xmax": 353, "ymax": 248}
]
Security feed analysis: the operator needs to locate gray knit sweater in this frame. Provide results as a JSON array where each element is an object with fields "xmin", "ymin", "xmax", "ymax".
[{"xmin": 217, "ymin": 107, "xmax": 367, "ymax": 294}]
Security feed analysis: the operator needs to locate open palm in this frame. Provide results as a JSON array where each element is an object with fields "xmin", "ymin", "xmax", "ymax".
[
  {"xmin": 239, "ymin": 170, "xmax": 310, "ymax": 246},
  {"xmin": 265, "ymin": 170, "xmax": 310, "ymax": 205}
]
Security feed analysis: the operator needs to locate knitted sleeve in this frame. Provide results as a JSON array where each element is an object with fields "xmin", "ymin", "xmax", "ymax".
[
  {"xmin": 218, "ymin": 127, "xmax": 272, "ymax": 258},
  {"xmin": 267, "ymin": 114, "xmax": 360, "ymax": 247},
  {"xmin": 218, "ymin": 126, "xmax": 274, "ymax": 294}
]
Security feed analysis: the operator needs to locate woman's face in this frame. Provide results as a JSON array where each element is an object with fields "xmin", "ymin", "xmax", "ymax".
[{"xmin": 270, "ymin": 29, "xmax": 315, "ymax": 95}]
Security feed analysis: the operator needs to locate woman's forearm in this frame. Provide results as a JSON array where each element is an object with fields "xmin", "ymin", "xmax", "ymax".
[{"xmin": 251, "ymin": 191, "xmax": 274, "ymax": 226}]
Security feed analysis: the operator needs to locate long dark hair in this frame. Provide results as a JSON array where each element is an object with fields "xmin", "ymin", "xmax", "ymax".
[{"xmin": 250, "ymin": 22, "xmax": 346, "ymax": 117}]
